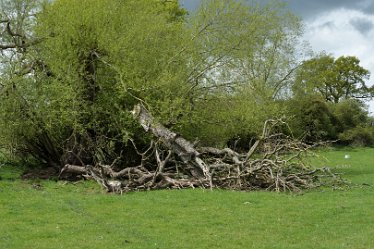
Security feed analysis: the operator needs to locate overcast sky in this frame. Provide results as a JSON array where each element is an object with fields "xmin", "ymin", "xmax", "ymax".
[{"xmin": 180, "ymin": 0, "xmax": 374, "ymax": 114}]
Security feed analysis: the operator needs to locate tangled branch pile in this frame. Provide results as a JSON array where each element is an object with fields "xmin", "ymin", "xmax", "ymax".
[{"xmin": 60, "ymin": 104, "xmax": 340, "ymax": 193}]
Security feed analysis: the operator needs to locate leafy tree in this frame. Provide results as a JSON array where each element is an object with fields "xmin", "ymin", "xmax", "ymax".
[
  {"xmin": 331, "ymin": 99, "xmax": 369, "ymax": 130},
  {"xmin": 1, "ymin": 0, "xmax": 190, "ymax": 166},
  {"xmin": 286, "ymin": 94, "xmax": 374, "ymax": 145},
  {"xmin": 286, "ymin": 95, "xmax": 338, "ymax": 141},
  {"xmin": 330, "ymin": 99, "xmax": 374, "ymax": 146},
  {"xmin": 179, "ymin": 0, "xmax": 303, "ymax": 146},
  {"xmin": 294, "ymin": 54, "xmax": 372, "ymax": 103},
  {"xmin": 338, "ymin": 126, "xmax": 374, "ymax": 147},
  {"xmin": 289, "ymin": 54, "xmax": 374, "ymax": 145},
  {"xmin": 0, "ymin": 0, "xmax": 44, "ymax": 162}
]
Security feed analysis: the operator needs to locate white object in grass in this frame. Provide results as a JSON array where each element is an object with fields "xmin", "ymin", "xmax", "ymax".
[{"xmin": 344, "ymin": 154, "xmax": 350, "ymax": 159}]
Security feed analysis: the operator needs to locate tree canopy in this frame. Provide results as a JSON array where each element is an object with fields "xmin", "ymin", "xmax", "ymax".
[
  {"xmin": 287, "ymin": 54, "xmax": 373, "ymax": 143},
  {"xmin": 294, "ymin": 54, "xmax": 372, "ymax": 103}
]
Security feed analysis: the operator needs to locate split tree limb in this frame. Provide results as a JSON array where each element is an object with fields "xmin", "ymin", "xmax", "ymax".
[{"xmin": 59, "ymin": 104, "xmax": 344, "ymax": 193}]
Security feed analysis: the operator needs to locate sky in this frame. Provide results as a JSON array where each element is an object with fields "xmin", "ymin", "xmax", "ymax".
[{"xmin": 180, "ymin": 0, "xmax": 374, "ymax": 114}]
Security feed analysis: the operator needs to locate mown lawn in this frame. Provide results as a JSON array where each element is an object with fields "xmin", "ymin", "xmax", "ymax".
[{"xmin": 0, "ymin": 148, "xmax": 373, "ymax": 249}]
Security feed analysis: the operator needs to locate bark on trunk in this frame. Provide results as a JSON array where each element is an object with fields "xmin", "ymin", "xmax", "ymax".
[{"xmin": 131, "ymin": 104, "xmax": 211, "ymax": 183}]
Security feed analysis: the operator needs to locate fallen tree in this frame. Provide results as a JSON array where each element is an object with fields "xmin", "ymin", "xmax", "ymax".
[{"xmin": 61, "ymin": 104, "xmax": 342, "ymax": 193}]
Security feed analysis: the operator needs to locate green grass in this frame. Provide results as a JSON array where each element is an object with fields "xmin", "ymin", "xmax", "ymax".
[{"xmin": 1, "ymin": 148, "xmax": 374, "ymax": 249}]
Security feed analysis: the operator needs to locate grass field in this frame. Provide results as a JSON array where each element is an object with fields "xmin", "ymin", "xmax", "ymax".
[{"xmin": 0, "ymin": 148, "xmax": 373, "ymax": 249}]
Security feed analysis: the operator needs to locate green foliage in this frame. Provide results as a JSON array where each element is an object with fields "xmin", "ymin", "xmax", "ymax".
[
  {"xmin": 289, "ymin": 53, "xmax": 373, "ymax": 146},
  {"xmin": 1, "ymin": 0, "xmax": 192, "ymax": 165},
  {"xmin": 331, "ymin": 100, "xmax": 374, "ymax": 146},
  {"xmin": 181, "ymin": 90, "xmax": 284, "ymax": 147},
  {"xmin": 338, "ymin": 126, "xmax": 374, "ymax": 147},
  {"xmin": 286, "ymin": 95, "xmax": 338, "ymax": 141},
  {"xmin": 287, "ymin": 95, "xmax": 374, "ymax": 146},
  {"xmin": 175, "ymin": 0, "xmax": 302, "ymax": 146},
  {"xmin": 329, "ymin": 99, "xmax": 368, "ymax": 131},
  {"xmin": 294, "ymin": 54, "xmax": 372, "ymax": 103},
  {"xmin": 36, "ymin": 0, "xmax": 189, "ymax": 115}
]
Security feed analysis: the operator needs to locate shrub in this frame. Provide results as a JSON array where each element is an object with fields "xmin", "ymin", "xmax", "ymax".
[
  {"xmin": 338, "ymin": 126, "xmax": 374, "ymax": 147},
  {"xmin": 285, "ymin": 96, "xmax": 338, "ymax": 141}
]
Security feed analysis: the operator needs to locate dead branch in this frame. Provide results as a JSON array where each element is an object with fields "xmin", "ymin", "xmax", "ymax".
[{"xmin": 59, "ymin": 104, "xmax": 344, "ymax": 193}]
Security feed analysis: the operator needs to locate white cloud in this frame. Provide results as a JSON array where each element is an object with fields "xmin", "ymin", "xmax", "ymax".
[{"xmin": 303, "ymin": 8, "xmax": 374, "ymax": 114}]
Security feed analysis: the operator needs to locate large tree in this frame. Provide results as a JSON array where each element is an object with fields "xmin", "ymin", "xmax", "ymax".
[
  {"xmin": 288, "ymin": 54, "xmax": 374, "ymax": 144},
  {"xmin": 294, "ymin": 54, "xmax": 372, "ymax": 103},
  {"xmin": 0, "ymin": 0, "xmax": 190, "ymax": 165},
  {"xmin": 179, "ymin": 0, "xmax": 304, "ymax": 145}
]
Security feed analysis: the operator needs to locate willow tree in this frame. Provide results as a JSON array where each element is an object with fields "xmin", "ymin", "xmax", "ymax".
[
  {"xmin": 178, "ymin": 0, "xmax": 304, "ymax": 146},
  {"xmin": 0, "ymin": 0, "xmax": 191, "ymax": 167}
]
